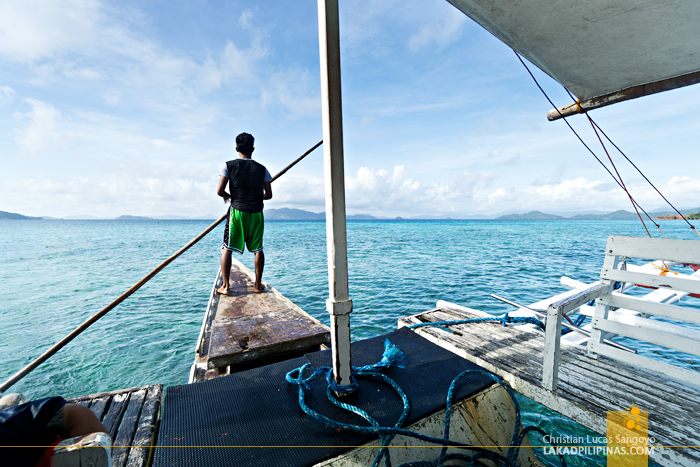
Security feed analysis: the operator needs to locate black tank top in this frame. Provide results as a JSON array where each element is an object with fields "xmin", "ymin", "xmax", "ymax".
[{"xmin": 226, "ymin": 159, "xmax": 267, "ymax": 213}]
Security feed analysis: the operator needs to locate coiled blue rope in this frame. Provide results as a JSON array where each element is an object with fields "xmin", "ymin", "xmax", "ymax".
[{"xmin": 285, "ymin": 337, "xmax": 566, "ymax": 467}]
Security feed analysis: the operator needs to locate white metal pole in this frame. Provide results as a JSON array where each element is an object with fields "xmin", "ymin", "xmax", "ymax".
[{"xmin": 317, "ymin": 0, "xmax": 353, "ymax": 388}]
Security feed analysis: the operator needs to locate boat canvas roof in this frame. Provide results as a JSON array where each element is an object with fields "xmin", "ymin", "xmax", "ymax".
[{"xmin": 448, "ymin": 0, "xmax": 700, "ymax": 104}]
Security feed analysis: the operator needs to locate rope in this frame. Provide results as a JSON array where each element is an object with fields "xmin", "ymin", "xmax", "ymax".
[
  {"xmin": 286, "ymin": 339, "xmax": 567, "ymax": 467},
  {"xmin": 587, "ymin": 118, "xmax": 700, "ymax": 238},
  {"xmin": 649, "ymin": 262, "xmax": 678, "ymax": 276},
  {"xmin": 513, "ymin": 51, "xmax": 669, "ymax": 238},
  {"xmin": 585, "ymin": 114, "xmax": 651, "ymax": 238},
  {"xmin": 562, "ymin": 87, "xmax": 696, "ymax": 239},
  {"xmin": 561, "ymin": 314, "xmax": 586, "ymax": 335}
]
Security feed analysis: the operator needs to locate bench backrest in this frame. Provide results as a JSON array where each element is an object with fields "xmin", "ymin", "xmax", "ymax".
[{"xmin": 588, "ymin": 235, "xmax": 700, "ymax": 388}]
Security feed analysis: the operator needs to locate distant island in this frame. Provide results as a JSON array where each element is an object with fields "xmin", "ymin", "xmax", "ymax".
[
  {"xmin": 3, "ymin": 207, "xmax": 700, "ymax": 222},
  {"xmin": 496, "ymin": 208, "xmax": 700, "ymax": 221},
  {"xmin": 115, "ymin": 215, "xmax": 154, "ymax": 220},
  {"xmin": 0, "ymin": 210, "xmax": 42, "ymax": 220},
  {"xmin": 496, "ymin": 211, "xmax": 564, "ymax": 220},
  {"xmin": 264, "ymin": 208, "xmax": 376, "ymax": 220}
]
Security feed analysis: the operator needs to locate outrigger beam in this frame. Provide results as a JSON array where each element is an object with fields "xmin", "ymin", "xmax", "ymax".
[
  {"xmin": 547, "ymin": 70, "xmax": 700, "ymax": 121},
  {"xmin": 317, "ymin": 0, "xmax": 353, "ymax": 388}
]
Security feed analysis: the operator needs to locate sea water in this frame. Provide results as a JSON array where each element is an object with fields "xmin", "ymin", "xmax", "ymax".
[{"xmin": 1, "ymin": 218, "xmax": 698, "ymax": 464}]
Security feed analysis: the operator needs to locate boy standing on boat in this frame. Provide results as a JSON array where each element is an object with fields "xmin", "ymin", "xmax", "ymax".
[{"xmin": 216, "ymin": 132, "xmax": 272, "ymax": 294}]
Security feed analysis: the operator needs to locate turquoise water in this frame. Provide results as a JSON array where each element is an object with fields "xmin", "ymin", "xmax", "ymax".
[
  {"xmin": 1, "ymin": 218, "xmax": 698, "ymax": 398},
  {"xmin": 0, "ymin": 218, "xmax": 697, "ymax": 464}
]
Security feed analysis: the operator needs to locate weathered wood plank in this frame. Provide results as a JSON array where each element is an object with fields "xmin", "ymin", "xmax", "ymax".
[
  {"xmin": 450, "ymin": 322, "xmax": 700, "ymax": 447},
  {"xmin": 112, "ymin": 389, "xmax": 147, "ymax": 467},
  {"xmin": 425, "ymin": 303, "xmax": 699, "ymax": 403},
  {"xmin": 102, "ymin": 392, "xmax": 130, "ymax": 440},
  {"xmin": 401, "ymin": 307, "xmax": 700, "ymax": 467},
  {"xmin": 208, "ymin": 308, "xmax": 329, "ymax": 368},
  {"xmin": 125, "ymin": 384, "xmax": 162, "ymax": 467},
  {"xmin": 195, "ymin": 259, "xmax": 330, "ymax": 376},
  {"xmin": 410, "ymin": 324, "xmax": 697, "ymax": 466},
  {"xmin": 590, "ymin": 341, "xmax": 700, "ymax": 389},
  {"xmin": 414, "ymin": 310, "xmax": 699, "ymax": 427},
  {"xmin": 415, "ymin": 309, "xmax": 700, "ymax": 449},
  {"xmin": 70, "ymin": 384, "xmax": 153, "ymax": 402},
  {"xmin": 88, "ymin": 397, "xmax": 110, "ymax": 421},
  {"xmin": 65, "ymin": 384, "xmax": 163, "ymax": 467}
]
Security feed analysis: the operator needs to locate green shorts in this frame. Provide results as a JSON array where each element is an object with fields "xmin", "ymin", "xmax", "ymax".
[{"xmin": 223, "ymin": 207, "xmax": 264, "ymax": 254}]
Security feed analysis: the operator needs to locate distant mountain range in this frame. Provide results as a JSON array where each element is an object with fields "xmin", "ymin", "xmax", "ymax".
[
  {"xmin": 496, "ymin": 208, "xmax": 700, "ymax": 220},
  {"xmin": 264, "ymin": 208, "xmax": 377, "ymax": 220},
  {"xmin": 2, "ymin": 207, "xmax": 699, "ymax": 221},
  {"xmin": 0, "ymin": 210, "xmax": 42, "ymax": 220}
]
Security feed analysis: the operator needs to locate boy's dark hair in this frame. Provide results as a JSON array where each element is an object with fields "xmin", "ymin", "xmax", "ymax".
[{"xmin": 236, "ymin": 132, "xmax": 255, "ymax": 155}]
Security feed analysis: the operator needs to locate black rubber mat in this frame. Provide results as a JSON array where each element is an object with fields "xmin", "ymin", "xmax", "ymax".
[{"xmin": 153, "ymin": 327, "xmax": 494, "ymax": 467}]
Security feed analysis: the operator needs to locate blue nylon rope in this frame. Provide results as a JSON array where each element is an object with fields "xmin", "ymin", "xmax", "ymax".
[{"xmin": 285, "ymin": 332, "xmax": 567, "ymax": 466}]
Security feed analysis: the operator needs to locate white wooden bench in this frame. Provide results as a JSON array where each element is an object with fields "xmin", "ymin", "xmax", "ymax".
[{"xmin": 543, "ymin": 235, "xmax": 700, "ymax": 391}]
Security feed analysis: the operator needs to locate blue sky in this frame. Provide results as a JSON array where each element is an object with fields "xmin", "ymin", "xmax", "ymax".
[{"xmin": 1, "ymin": 0, "xmax": 699, "ymax": 219}]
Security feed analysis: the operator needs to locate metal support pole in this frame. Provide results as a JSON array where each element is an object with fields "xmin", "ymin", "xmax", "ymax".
[{"xmin": 318, "ymin": 0, "xmax": 353, "ymax": 388}]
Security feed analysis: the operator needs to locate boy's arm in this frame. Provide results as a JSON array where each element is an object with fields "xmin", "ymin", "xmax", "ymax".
[
  {"xmin": 263, "ymin": 181, "xmax": 272, "ymax": 200},
  {"xmin": 217, "ymin": 176, "xmax": 230, "ymax": 202}
]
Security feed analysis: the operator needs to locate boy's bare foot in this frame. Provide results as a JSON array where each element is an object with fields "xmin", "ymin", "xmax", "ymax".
[
  {"xmin": 216, "ymin": 285, "xmax": 230, "ymax": 295},
  {"xmin": 253, "ymin": 283, "xmax": 264, "ymax": 293}
]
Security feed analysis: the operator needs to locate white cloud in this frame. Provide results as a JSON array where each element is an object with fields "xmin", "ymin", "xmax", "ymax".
[
  {"xmin": 341, "ymin": 0, "xmax": 467, "ymax": 56},
  {"xmin": 342, "ymin": 165, "xmax": 492, "ymax": 215},
  {"xmin": 407, "ymin": 5, "xmax": 466, "ymax": 52},
  {"xmin": 201, "ymin": 38, "xmax": 269, "ymax": 92},
  {"xmin": 0, "ymin": 161, "xmax": 223, "ymax": 218},
  {"xmin": 662, "ymin": 176, "xmax": 700, "ymax": 203},
  {"xmin": 103, "ymin": 90, "xmax": 120, "ymax": 106},
  {"xmin": 63, "ymin": 65, "xmax": 101, "ymax": 80},
  {"xmin": 261, "ymin": 69, "xmax": 320, "ymax": 119},
  {"xmin": 12, "ymin": 98, "xmax": 71, "ymax": 155},
  {"xmin": 530, "ymin": 177, "xmax": 604, "ymax": 198},
  {"xmin": 479, "ymin": 177, "xmax": 623, "ymax": 213},
  {"xmin": 0, "ymin": 85, "xmax": 14, "ymax": 105},
  {"xmin": 239, "ymin": 10, "xmax": 254, "ymax": 30},
  {"xmin": 268, "ymin": 175, "xmax": 325, "ymax": 210},
  {"xmin": 265, "ymin": 165, "xmax": 700, "ymax": 218},
  {"xmin": 0, "ymin": 0, "xmax": 100, "ymax": 62}
]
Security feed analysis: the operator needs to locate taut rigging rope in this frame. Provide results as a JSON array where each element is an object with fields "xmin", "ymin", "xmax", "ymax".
[{"xmin": 514, "ymin": 51, "xmax": 698, "ymax": 238}]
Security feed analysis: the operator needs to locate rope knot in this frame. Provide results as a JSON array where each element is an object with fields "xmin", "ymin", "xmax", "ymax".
[
  {"xmin": 501, "ymin": 312, "xmax": 510, "ymax": 327},
  {"xmin": 326, "ymin": 372, "xmax": 358, "ymax": 395}
]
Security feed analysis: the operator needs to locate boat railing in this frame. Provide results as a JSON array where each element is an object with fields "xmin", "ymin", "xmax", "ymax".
[{"xmin": 542, "ymin": 235, "xmax": 700, "ymax": 391}]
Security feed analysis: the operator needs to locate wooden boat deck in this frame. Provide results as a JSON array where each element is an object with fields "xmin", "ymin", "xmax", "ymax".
[
  {"xmin": 399, "ymin": 304, "xmax": 700, "ymax": 467},
  {"xmin": 67, "ymin": 383, "xmax": 162, "ymax": 467},
  {"xmin": 190, "ymin": 258, "xmax": 330, "ymax": 382}
]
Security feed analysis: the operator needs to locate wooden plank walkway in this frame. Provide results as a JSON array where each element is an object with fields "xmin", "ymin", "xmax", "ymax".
[
  {"xmin": 191, "ymin": 258, "xmax": 330, "ymax": 382},
  {"xmin": 68, "ymin": 383, "xmax": 163, "ymax": 467},
  {"xmin": 399, "ymin": 305, "xmax": 700, "ymax": 467}
]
